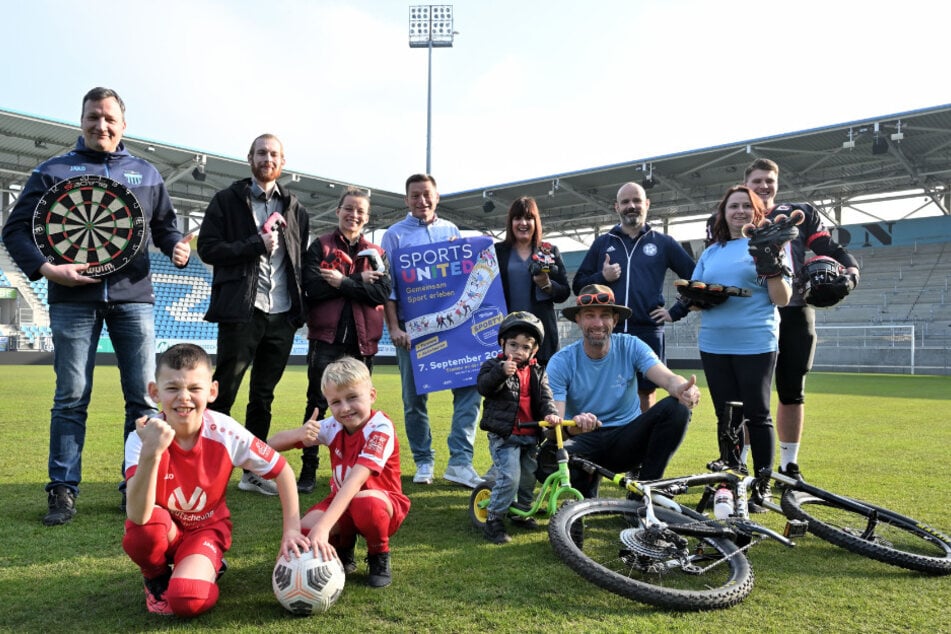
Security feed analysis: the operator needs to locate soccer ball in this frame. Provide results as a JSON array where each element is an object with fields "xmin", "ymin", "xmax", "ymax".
[{"xmin": 272, "ymin": 549, "xmax": 346, "ymax": 615}]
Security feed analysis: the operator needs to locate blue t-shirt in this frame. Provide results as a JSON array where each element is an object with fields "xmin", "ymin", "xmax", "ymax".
[
  {"xmin": 546, "ymin": 333, "xmax": 661, "ymax": 427},
  {"xmin": 691, "ymin": 239, "xmax": 783, "ymax": 354}
]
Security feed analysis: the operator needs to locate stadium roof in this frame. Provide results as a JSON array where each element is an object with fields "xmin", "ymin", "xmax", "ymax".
[{"xmin": 2, "ymin": 103, "xmax": 950, "ymax": 243}]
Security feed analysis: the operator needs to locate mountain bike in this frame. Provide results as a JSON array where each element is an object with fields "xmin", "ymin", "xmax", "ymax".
[
  {"xmin": 547, "ymin": 404, "xmax": 951, "ymax": 611},
  {"xmin": 469, "ymin": 420, "xmax": 584, "ymax": 530},
  {"xmin": 700, "ymin": 401, "xmax": 951, "ymax": 575}
]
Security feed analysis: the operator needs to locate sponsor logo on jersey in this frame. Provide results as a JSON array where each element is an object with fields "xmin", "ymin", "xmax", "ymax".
[
  {"xmin": 365, "ymin": 431, "xmax": 389, "ymax": 460},
  {"xmin": 167, "ymin": 486, "xmax": 208, "ymax": 513},
  {"xmin": 70, "ymin": 165, "xmax": 86, "ymax": 172},
  {"xmin": 605, "ymin": 245, "xmax": 617, "ymax": 253},
  {"xmin": 252, "ymin": 437, "xmax": 275, "ymax": 460},
  {"xmin": 124, "ymin": 171, "xmax": 143, "ymax": 186},
  {"xmin": 643, "ymin": 243, "xmax": 658, "ymax": 257}
]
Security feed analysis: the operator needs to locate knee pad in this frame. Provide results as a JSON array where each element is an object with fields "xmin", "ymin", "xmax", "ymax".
[{"xmin": 166, "ymin": 578, "xmax": 219, "ymax": 618}]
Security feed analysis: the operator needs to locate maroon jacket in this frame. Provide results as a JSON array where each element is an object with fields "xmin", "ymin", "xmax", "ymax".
[{"xmin": 302, "ymin": 230, "xmax": 390, "ymax": 356}]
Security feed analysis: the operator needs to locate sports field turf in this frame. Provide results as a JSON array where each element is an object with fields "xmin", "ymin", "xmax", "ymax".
[{"xmin": 0, "ymin": 365, "xmax": 947, "ymax": 632}]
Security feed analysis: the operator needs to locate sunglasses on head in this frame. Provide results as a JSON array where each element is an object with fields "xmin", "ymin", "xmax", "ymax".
[{"xmin": 577, "ymin": 292, "xmax": 613, "ymax": 306}]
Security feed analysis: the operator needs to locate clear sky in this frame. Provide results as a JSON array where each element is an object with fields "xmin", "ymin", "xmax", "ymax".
[{"xmin": 3, "ymin": 0, "xmax": 949, "ymax": 199}]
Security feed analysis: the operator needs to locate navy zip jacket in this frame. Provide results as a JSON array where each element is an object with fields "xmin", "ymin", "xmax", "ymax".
[
  {"xmin": 572, "ymin": 224, "xmax": 695, "ymax": 332},
  {"xmin": 2, "ymin": 137, "xmax": 185, "ymax": 304}
]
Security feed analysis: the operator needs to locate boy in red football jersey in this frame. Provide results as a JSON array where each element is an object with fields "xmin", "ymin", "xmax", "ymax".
[
  {"xmin": 269, "ymin": 356, "xmax": 410, "ymax": 588},
  {"xmin": 122, "ymin": 343, "xmax": 307, "ymax": 617}
]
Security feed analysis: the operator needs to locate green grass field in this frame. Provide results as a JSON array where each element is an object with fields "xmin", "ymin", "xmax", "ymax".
[{"xmin": 0, "ymin": 365, "xmax": 947, "ymax": 633}]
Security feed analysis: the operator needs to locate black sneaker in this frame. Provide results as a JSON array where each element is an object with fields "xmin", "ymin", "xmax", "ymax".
[
  {"xmin": 297, "ymin": 455, "xmax": 318, "ymax": 494},
  {"xmin": 296, "ymin": 469, "xmax": 317, "ymax": 494},
  {"xmin": 366, "ymin": 552, "xmax": 392, "ymax": 588},
  {"xmin": 216, "ymin": 558, "xmax": 228, "ymax": 581},
  {"xmin": 43, "ymin": 485, "xmax": 77, "ymax": 526},
  {"xmin": 338, "ymin": 547, "xmax": 357, "ymax": 575},
  {"xmin": 484, "ymin": 517, "xmax": 512, "ymax": 544},
  {"xmin": 507, "ymin": 503, "xmax": 538, "ymax": 529},
  {"xmin": 780, "ymin": 462, "xmax": 802, "ymax": 480},
  {"xmin": 748, "ymin": 481, "xmax": 772, "ymax": 514},
  {"xmin": 508, "ymin": 514, "xmax": 539, "ymax": 530}
]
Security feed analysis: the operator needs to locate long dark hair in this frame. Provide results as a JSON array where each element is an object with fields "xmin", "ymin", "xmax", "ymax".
[
  {"xmin": 710, "ymin": 185, "xmax": 766, "ymax": 245},
  {"xmin": 503, "ymin": 196, "xmax": 544, "ymax": 246}
]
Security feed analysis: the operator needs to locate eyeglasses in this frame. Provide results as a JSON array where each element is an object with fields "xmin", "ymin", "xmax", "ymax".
[{"xmin": 577, "ymin": 292, "xmax": 613, "ymax": 306}]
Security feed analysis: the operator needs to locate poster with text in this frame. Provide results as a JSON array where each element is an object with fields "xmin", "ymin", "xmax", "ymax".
[{"xmin": 394, "ymin": 236, "xmax": 506, "ymax": 393}]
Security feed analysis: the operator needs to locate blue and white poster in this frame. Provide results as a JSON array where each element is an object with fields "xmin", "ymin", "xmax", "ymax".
[{"xmin": 393, "ymin": 236, "xmax": 506, "ymax": 394}]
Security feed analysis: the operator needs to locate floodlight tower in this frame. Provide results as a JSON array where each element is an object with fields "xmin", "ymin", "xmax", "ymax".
[{"xmin": 408, "ymin": 5, "xmax": 454, "ymax": 175}]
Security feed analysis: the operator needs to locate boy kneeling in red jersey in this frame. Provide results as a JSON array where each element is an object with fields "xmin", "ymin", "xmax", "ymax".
[
  {"xmin": 122, "ymin": 343, "xmax": 307, "ymax": 617},
  {"xmin": 270, "ymin": 356, "xmax": 410, "ymax": 588}
]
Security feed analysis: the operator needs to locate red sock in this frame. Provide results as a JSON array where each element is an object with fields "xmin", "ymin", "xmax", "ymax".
[
  {"xmin": 350, "ymin": 496, "xmax": 391, "ymax": 555},
  {"xmin": 166, "ymin": 578, "xmax": 219, "ymax": 618}
]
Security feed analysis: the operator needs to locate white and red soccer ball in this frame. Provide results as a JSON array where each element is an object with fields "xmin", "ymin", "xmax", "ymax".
[{"xmin": 272, "ymin": 549, "xmax": 345, "ymax": 615}]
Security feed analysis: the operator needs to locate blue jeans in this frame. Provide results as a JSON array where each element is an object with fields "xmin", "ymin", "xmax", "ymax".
[
  {"xmin": 395, "ymin": 344, "xmax": 480, "ymax": 468},
  {"xmin": 487, "ymin": 433, "xmax": 539, "ymax": 516},
  {"xmin": 49, "ymin": 302, "xmax": 157, "ymax": 495}
]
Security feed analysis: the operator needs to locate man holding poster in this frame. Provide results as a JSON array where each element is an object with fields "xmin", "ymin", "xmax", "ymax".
[{"xmin": 382, "ymin": 174, "xmax": 501, "ymax": 489}]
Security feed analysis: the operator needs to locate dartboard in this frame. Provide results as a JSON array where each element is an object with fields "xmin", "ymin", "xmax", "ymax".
[{"xmin": 32, "ymin": 174, "xmax": 146, "ymax": 278}]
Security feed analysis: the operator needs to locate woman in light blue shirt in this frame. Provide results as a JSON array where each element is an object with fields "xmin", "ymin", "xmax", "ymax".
[{"xmin": 691, "ymin": 185, "xmax": 791, "ymax": 511}]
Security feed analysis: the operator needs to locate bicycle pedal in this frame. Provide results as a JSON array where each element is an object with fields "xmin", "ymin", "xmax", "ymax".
[{"xmin": 784, "ymin": 519, "xmax": 808, "ymax": 539}]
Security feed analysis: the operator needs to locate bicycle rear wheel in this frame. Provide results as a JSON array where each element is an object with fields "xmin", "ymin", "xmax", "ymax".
[
  {"xmin": 548, "ymin": 498, "xmax": 753, "ymax": 610},
  {"xmin": 781, "ymin": 490, "xmax": 951, "ymax": 574}
]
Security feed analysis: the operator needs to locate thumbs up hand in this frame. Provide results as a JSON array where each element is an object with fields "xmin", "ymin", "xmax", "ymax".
[
  {"xmin": 172, "ymin": 233, "xmax": 194, "ymax": 267},
  {"xmin": 602, "ymin": 253, "xmax": 621, "ymax": 282}
]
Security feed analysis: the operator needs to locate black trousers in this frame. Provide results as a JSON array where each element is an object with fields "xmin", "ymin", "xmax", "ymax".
[
  {"xmin": 537, "ymin": 396, "xmax": 691, "ymax": 498},
  {"xmin": 700, "ymin": 350, "xmax": 777, "ymax": 476},
  {"xmin": 211, "ymin": 309, "xmax": 295, "ymax": 441}
]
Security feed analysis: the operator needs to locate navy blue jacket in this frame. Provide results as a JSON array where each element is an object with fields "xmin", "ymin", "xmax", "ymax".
[
  {"xmin": 572, "ymin": 224, "xmax": 695, "ymax": 332},
  {"xmin": 1, "ymin": 138, "xmax": 185, "ymax": 304}
]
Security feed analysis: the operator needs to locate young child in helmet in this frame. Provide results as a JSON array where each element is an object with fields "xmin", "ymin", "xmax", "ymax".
[{"xmin": 476, "ymin": 311, "xmax": 559, "ymax": 544}]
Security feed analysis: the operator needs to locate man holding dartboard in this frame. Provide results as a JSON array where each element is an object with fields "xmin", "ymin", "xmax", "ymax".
[{"xmin": 1, "ymin": 87, "xmax": 192, "ymax": 526}]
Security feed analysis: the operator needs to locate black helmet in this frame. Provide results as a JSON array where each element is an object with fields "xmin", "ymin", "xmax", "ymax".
[
  {"xmin": 796, "ymin": 256, "xmax": 846, "ymax": 306},
  {"xmin": 497, "ymin": 311, "xmax": 544, "ymax": 347}
]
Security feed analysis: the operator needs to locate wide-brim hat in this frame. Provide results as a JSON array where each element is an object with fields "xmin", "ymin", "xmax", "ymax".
[{"xmin": 562, "ymin": 284, "xmax": 633, "ymax": 321}]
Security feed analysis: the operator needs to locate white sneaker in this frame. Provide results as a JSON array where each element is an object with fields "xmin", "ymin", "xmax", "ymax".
[
  {"xmin": 413, "ymin": 463, "xmax": 434, "ymax": 485},
  {"xmin": 443, "ymin": 464, "xmax": 485, "ymax": 489},
  {"xmin": 238, "ymin": 472, "xmax": 278, "ymax": 496}
]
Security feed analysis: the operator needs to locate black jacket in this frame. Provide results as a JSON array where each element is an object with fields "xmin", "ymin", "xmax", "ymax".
[
  {"xmin": 477, "ymin": 355, "xmax": 557, "ymax": 439},
  {"xmin": 197, "ymin": 179, "xmax": 308, "ymax": 326},
  {"xmin": 494, "ymin": 242, "xmax": 571, "ymax": 363}
]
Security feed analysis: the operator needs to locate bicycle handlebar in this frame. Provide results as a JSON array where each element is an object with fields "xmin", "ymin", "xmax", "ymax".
[{"xmin": 514, "ymin": 420, "xmax": 578, "ymax": 429}]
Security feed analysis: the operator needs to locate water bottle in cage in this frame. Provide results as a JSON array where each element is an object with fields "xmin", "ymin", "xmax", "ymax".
[{"xmin": 713, "ymin": 484, "xmax": 735, "ymax": 520}]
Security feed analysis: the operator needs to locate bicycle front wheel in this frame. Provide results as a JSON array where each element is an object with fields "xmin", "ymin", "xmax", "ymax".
[
  {"xmin": 781, "ymin": 490, "xmax": 951, "ymax": 574},
  {"xmin": 548, "ymin": 498, "xmax": 753, "ymax": 610}
]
